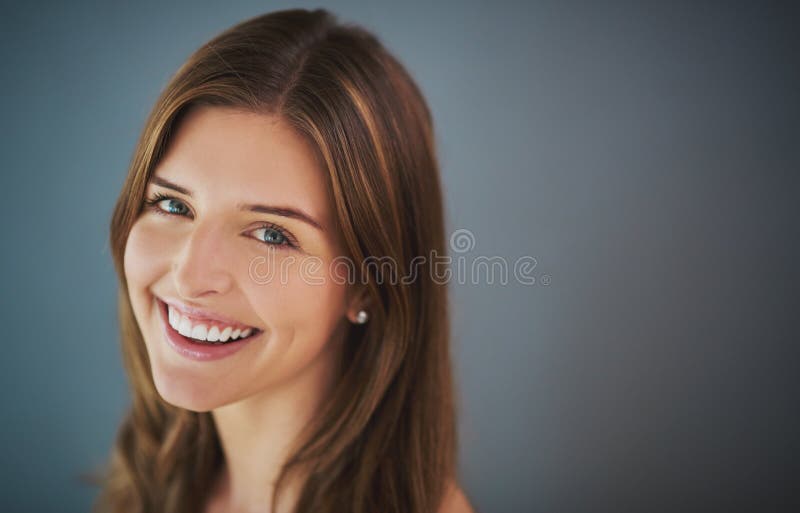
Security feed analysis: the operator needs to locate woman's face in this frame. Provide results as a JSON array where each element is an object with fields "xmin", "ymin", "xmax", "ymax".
[{"xmin": 124, "ymin": 105, "xmax": 352, "ymax": 412}]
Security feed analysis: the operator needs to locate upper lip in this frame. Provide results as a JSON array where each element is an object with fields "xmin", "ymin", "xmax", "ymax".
[{"xmin": 157, "ymin": 296, "xmax": 260, "ymax": 330}]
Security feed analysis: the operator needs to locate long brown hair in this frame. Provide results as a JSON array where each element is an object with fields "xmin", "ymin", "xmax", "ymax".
[{"xmin": 92, "ymin": 8, "xmax": 457, "ymax": 513}]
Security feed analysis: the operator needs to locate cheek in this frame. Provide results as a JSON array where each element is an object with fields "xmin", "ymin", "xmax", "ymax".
[
  {"xmin": 248, "ymin": 254, "xmax": 348, "ymax": 338},
  {"xmin": 123, "ymin": 218, "xmax": 173, "ymax": 289}
]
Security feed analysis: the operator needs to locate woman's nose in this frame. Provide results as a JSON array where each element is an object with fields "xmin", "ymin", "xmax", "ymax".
[{"xmin": 172, "ymin": 221, "xmax": 234, "ymax": 299}]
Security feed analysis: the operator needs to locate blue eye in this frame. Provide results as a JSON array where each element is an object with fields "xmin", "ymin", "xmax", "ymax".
[
  {"xmin": 160, "ymin": 198, "xmax": 190, "ymax": 216},
  {"xmin": 253, "ymin": 225, "xmax": 296, "ymax": 248},
  {"xmin": 258, "ymin": 227, "xmax": 286, "ymax": 244},
  {"xmin": 142, "ymin": 192, "xmax": 298, "ymax": 250},
  {"xmin": 144, "ymin": 192, "xmax": 191, "ymax": 217}
]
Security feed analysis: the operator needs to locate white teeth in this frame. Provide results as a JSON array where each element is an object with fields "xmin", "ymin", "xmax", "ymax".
[
  {"xmin": 190, "ymin": 324, "xmax": 208, "ymax": 340},
  {"xmin": 165, "ymin": 302, "xmax": 256, "ymax": 342},
  {"xmin": 178, "ymin": 316, "xmax": 192, "ymax": 337},
  {"xmin": 168, "ymin": 305, "xmax": 178, "ymax": 328}
]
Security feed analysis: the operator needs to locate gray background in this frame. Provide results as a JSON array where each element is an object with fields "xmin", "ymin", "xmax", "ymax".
[{"xmin": 1, "ymin": 1, "xmax": 797, "ymax": 512}]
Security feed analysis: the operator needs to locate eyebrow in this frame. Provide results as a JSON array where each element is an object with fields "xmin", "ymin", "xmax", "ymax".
[{"xmin": 150, "ymin": 175, "xmax": 325, "ymax": 232}]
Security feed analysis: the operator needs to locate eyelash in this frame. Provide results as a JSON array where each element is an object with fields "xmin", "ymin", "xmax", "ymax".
[{"xmin": 142, "ymin": 192, "xmax": 299, "ymax": 250}]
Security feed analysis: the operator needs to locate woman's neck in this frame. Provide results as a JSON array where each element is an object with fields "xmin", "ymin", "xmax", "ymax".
[{"xmin": 208, "ymin": 336, "xmax": 343, "ymax": 513}]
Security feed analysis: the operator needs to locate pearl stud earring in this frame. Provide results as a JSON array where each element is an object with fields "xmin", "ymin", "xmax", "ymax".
[{"xmin": 355, "ymin": 310, "xmax": 369, "ymax": 324}]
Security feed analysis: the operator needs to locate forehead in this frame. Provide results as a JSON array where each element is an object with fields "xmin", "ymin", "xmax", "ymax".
[{"xmin": 153, "ymin": 105, "xmax": 330, "ymax": 225}]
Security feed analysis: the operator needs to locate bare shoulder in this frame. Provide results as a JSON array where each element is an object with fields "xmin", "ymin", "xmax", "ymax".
[{"xmin": 438, "ymin": 480, "xmax": 476, "ymax": 513}]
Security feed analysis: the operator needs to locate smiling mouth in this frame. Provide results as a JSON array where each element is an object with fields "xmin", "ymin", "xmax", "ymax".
[{"xmin": 157, "ymin": 298, "xmax": 262, "ymax": 345}]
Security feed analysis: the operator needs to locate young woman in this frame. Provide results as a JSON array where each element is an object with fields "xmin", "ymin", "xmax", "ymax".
[{"xmin": 94, "ymin": 8, "xmax": 473, "ymax": 513}]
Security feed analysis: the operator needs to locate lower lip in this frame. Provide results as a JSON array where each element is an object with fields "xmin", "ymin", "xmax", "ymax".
[{"xmin": 156, "ymin": 298, "xmax": 257, "ymax": 362}]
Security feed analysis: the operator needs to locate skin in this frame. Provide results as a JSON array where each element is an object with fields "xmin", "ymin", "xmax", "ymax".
[{"xmin": 123, "ymin": 105, "xmax": 367, "ymax": 512}]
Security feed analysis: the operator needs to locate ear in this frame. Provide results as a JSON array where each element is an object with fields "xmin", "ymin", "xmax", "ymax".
[{"xmin": 345, "ymin": 284, "xmax": 372, "ymax": 324}]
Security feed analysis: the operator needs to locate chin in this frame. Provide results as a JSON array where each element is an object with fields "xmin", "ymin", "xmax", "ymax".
[{"xmin": 149, "ymin": 365, "xmax": 231, "ymax": 413}]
